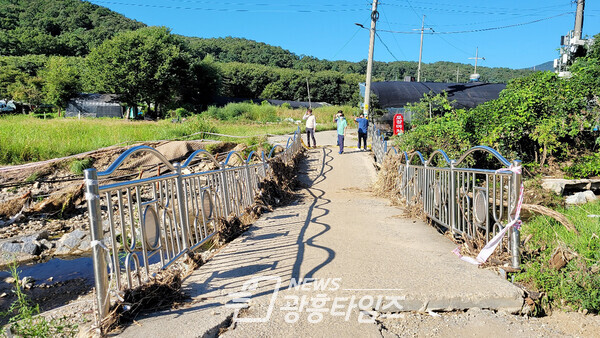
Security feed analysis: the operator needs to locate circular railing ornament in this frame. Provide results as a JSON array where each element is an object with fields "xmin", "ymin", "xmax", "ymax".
[
  {"xmin": 474, "ymin": 190, "xmax": 487, "ymax": 225},
  {"xmin": 202, "ymin": 190, "xmax": 214, "ymax": 220},
  {"xmin": 142, "ymin": 206, "xmax": 160, "ymax": 250},
  {"xmin": 433, "ymin": 181, "xmax": 442, "ymax": 207}
]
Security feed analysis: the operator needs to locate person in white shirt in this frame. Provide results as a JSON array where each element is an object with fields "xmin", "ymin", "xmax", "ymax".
[{"xmin": 302, "ymin": 108, "xmax": 316, "ymax": 148}]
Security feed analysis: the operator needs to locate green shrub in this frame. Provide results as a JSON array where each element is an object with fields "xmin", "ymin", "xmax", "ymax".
[
  {"xmin": 564, "ymin": 152, "xmax": 600, "ymax": 178},
  {"xmin": 204, "ymin": 102, "xmax": 278, "ymax": 122},
  {"xmin": 171, "ymin": 107, "xmax": 191, "ymax": 119},
  {"xmin": 69, "ymin": 158, "xmax": 95, "ymax": 175}
]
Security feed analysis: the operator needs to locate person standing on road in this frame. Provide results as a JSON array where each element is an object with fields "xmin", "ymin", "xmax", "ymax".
[
  {"xmin": 354, "ymin": 113, "xmax": 369, "ymax": 151},
  {"xmin": 303, "ymin": 108, "xmax": 316, "ymax": 148},
  {"xmin": 334, "ymin": 111, "xmax": 347, "ymax": 154}
]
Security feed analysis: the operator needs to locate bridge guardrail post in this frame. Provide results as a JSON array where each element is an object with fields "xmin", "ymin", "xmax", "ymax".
[
  {"xmin": 422, "ymin": 160, "xmax": 428, "ymax": 212},
  {"xmin": 84, "ymin": 168, "xmax": 110, "ymax": 327},
  {"xmin": 245, "ymin": 161, "xmax": 254, "ymax": 205},
  {"xmin": 449, "ymin": 159, "xmax": 457, "ymax": 233},
  {"xmin": 174, "ymin": 163, "xmax": 190, "ymax": 249},
  {"xmin": 511, "ymin": 159, "xmax": 522, "ymax": 269},
  {"xmin": 384, "ymin": 140, "xmax": 387, "ymax": 163},
  {"xmin": 405, "ymin": 159, "xmax": 410, "ymax": 206},
  {"xmin": 220, "ymin": 166, "xmax": 231, "ymax": 217}
]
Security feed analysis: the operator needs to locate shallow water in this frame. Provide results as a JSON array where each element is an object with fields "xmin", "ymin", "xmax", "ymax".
[
  {"xmin": 0, "ymin": 251, "xmax": 162, "ymax": 284},
  {"xmin": 0, "ymin": 255, "xmax": 95, "ymax": 283}
]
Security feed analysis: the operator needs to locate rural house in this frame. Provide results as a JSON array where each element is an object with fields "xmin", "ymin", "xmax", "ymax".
[{"xmin": 65, "ymin": 94, "xmax": 124, "ymax": 118}]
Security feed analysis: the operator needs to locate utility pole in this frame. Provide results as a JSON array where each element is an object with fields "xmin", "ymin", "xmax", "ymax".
[
  {"xmin": 414, "ymin": 15, "xmax": 433, "ymax": 82},
  {"xmin": 468, "ymin": 47, "xmax": 485, "ymax": 74},
  {"xmin": 574, "ymin": 0, "xmax": 585, "ymax": 42},
  {"xmin": 456, "ymin": 67, "xmax": 460, "ymax": 83},
  {"xmin": 554, "ymin": 0, "xmax": 586, "ymax": 75},
  {"xmin": 363, "ymin": 0, "xmax": 378, "ymax": 118}
]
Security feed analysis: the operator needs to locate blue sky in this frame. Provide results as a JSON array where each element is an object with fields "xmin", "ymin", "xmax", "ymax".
[{"xmin": 88, "ymin": 0, "xmax": 600, "ymax": 69}]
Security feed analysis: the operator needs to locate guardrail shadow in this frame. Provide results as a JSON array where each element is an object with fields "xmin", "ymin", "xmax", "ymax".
[
  {"xmin": 182, "ymin": 146, "xmax": 337, "ymax": 306},
  {"xmin": 291, "ymin": 146, "xmax": 335, "ymax": 281}
]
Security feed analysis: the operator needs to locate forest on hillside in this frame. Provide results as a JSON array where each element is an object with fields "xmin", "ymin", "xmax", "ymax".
[{"xmin": 0, "ymin": 0, "xmax": 533, "ymax": 114}]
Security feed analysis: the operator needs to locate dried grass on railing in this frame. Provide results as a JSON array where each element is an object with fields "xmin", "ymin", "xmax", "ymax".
[
  {"xmin": 216, "ymin": 216, "xmax": 246, "ymax": 244},
  {"xmin": 97, "ymin": 149, "xmax": 305, "ymax": 335},
  {"xmin": 373, "ymin": 153, "xmax": 427, "ymax": 220},
  {"xmin": 445, "ymin": 227, "xmax": 514, "ymax": 269},
  {"xmin": 373, "ymin": 153, "xmax": 403, "ymax": 205},
  {"xmin": 99, "ymin": 252, "xmax": 203, "ymax": 334}
]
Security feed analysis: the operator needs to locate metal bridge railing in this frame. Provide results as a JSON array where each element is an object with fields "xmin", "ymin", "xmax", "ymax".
[
  {"xmin": 84, "ymin": 127, "xmax": 302, "ymax": 327},
  {"xmin": 369, "ymin": 123, "xmax": 388, "ymax": 164},
  {"xmin": 369, "ymin": 123, "xmax": 522, "ymax": 269}
]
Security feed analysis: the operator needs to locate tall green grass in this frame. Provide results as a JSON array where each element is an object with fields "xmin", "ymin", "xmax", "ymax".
[
  {"xmin": 515, "ymin": 200, "xmax": 600, "ymax": 313},
  {"xmin": 205, "ymin": 101, "xmax": 279, "ymax": 122},
  {"xmin": 0, "ymin": 104, "xmax": 359, "ymax": 165},
  {"xmin": 0, "ymin": 115, "xmax": 215, "ymax": 164},
  {"xmin": 204, "ymin": 102, "xmax": 361, "ymax": 130},
  {"xmin": 276, "ymin": 105, "xmax": 362, "ymax": 130}
]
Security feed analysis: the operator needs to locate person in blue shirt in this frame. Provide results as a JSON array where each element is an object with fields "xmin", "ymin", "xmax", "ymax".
[
  {"xmin": 354, "ymin": 113, "xmax": 369, "ymax": 151},
  {"xmin": 334, "ymin": 111, "xmax": 347, "ymax": 154}
]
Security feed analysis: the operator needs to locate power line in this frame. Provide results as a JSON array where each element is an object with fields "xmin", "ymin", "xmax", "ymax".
[
  {"xmin": 421, "ymin": 14, "xmax": 472, "ymax": 56},
  {"xmin": 380, "ymin": 5, "xmax": 408, "ymax": 59},
  {"xmin": 434, "ymin": 31, "xmax": 471, "ymax": 56},
  {"xmin": 331, "ymin": 20, "xmax": 368, "ymax": 60},
  {"xmin": 401, "ymin": 0, "xmax": 423, "ymax": 22},
  {"xmin": 375, "ymin": 32, "xmax": 400, "ymax": 61},
  {"xmin": 381, "ymin": 1, "xmax": 570, "ymax": 17},
  {"xmin": 384, "ymin": 10, "xmax": 569, "ymax": 28},
  {"xmin": 163, "ymin": 0, "xmax": 368, "ymax": 8},
  {"xmin": 91, "ymin": 0, "xmax": 370, "ymax": 13},
  {"xmin": 375, "ymin": 12, "xmax": 573, "ymax": 35},
  {"xmin": 399, "ymin": 1, "xmax": 568, "ymax": 12}
]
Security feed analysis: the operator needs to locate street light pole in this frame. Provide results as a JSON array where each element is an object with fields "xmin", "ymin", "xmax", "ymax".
[{"xmin": 363, "ymin": 0, "xmax": 378, "ymax": 118}]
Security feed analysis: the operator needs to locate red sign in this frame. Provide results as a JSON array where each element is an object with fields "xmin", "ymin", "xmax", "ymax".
[{"xmin": 393, "ymin": 114, "xmax": 405, "ymax": 135}]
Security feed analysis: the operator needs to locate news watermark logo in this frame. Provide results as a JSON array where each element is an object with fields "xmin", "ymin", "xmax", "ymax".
[{"xmin": 225, "ymin": 276, "xmax": 405, "ymax": 323}]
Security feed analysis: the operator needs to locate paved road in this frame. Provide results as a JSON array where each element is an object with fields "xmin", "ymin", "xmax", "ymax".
[{"xmin": 119, "ymin": 129, "xmax": 524, "ymax": 337}]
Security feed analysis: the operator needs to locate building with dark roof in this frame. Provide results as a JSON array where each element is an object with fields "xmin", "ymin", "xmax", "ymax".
[{"xmin": 360, "ymin": 81, "xmax": 506, "ymax": 125}]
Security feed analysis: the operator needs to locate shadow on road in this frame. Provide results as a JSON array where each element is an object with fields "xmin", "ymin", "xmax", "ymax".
[{"xmin": 184, "ymin": 147, "xmax": 337, "ymax": 301}]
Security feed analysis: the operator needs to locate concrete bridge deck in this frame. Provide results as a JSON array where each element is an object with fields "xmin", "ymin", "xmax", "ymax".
[{"xmin": 118, "ymin": 130, "xmax": 523, "ymax": 337}]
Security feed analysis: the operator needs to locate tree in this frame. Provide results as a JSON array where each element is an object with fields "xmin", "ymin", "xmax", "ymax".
[
  {"xmin": 0, "ymin": 65, "xmax": 23, "ymax": 101},
  {"xmin": 7, "ymin": 73, "xmax": 45, "ymax": 112},
  {"xmin": 177, "ymin": 55, "xmax": 222, "ymax": 109},
  {"xmin": 0, "ymin": 55, "xmax": 48, "ymax": 102},
  {"xmin": 85, "ymin": 26, "xmax": 186, "ymax": 118},
  {"xmin": 41, "ymin": 56, "xmax": 82, "ymax": 109}
]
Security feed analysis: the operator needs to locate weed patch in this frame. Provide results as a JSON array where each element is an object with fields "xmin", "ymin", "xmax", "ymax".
[
  {"xmin": 564, "ymin": 152, "xmax": 600, "ymax": 178},
  {"xmin": 69, "ymin": 158, "xmax": 95, "ymax": 175},
  {"xmin": 515, "ymin": 200, "xmax": 600, "ymax": 314},
  {"xmin": 1, "ymin": 262, "xmax": 78, "ymax": 337}
]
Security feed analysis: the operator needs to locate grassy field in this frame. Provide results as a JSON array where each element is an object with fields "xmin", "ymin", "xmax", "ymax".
[
  {"xmin": 0, "ymin": 105, "xmax": 358, "ymax": 165},
  {"xmin": 515, "ymin": 200, "xmax": 600, "ymax": 313}
]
